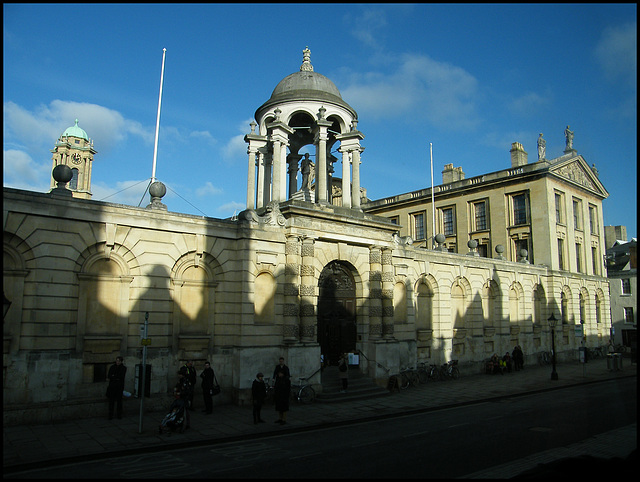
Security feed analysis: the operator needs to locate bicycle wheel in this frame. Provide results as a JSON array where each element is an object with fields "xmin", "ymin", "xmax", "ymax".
[
  {"xmin": 451, "ymin": 367, "xmax": 460, "ymax": 380},
  {"xmin": 399, "ymin": 373, "xmax": 410, "ymax": 389},
  {"xmin": 409, "ymin": 371, "xmax": 420, "ymax": 386},
  {"xmin": 298, "ymin": 386, "xmax": 315, "ymax": 403}
]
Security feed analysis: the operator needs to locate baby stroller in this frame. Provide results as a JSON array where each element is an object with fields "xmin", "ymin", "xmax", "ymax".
[{"xmin": 159, "ymin": 397, "xmax": 187, "ymax": 434}]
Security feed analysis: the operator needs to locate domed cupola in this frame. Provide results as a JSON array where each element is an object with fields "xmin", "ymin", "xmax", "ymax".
[
  {"xmin": 245, "ymin": 48, "xmax": 365, "ymax": 211},
  {"xmin": 62, "ymin": 119, "xmax": 89, "ymax": 140},
  {"xmin": 256, "ymin": 48, "xmax": 356, "ymax": 120}
]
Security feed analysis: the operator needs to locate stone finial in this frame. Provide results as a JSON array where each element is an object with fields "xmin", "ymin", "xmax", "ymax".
[
  {"xmin": 50, "ymin": 164, "xmax": 73, "ymax": 197},
  {"xmin": 494, "ymin": 244, "xmax": 506, "ymax": 260},
  {"xmin": 300, "ymin": 46, "xmax": 313, "ymax": 72},
  {"xmin": 249, "ymin": 120, "xmax": 257, "ymax": 134},
  {"xmin": 146, "ymin": 181, "xmax": 167, "ymax": 211}
]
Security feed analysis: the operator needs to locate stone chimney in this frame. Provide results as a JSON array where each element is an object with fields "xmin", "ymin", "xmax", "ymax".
[
  {"xmin": 442, "ymin": 163, "xmax": 465, "ymax": 184},
  {"xmin": 510, "ymin": 142, "xmax": 528, "ymax": 167}
]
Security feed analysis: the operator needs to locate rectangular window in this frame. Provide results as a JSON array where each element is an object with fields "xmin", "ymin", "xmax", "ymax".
[
  {"xmin": 622, "ymin": 278, "xmax": 631, "ymax": 295},
  {"xmin": 512, "ymin": 193, "xmax": 528, "ymax": 225},
  {"xmin": 576, "ymin": 243, "xmax": 582, "ymax": 273},
  {"xmin": 412, "ymin": 212, "xmax": 425, "ymax": 240},
  {"xmin": 573, "ymin": 198, "xmax": 582, "ymax": 230},
  {"xmin": 589, "ymin": 205, "xmax": 598, "ymax": 234},
  {"xmin": 515, "ymin": 238, "xmax": 530, "ymax": 263},
  {"xmin": 555, "ymin": 193, "xmax": 564, "ymax": 224},
  {"xmin": 442, "ymin": 207, "xmax": 455, "ymax": 236},
  {"xmin": 592, "ymin": 246, "xmax": 599, "ymax": 276},
  {"xmin": 388, "ymin": 216, "xmax": 399, "ymax": 225},
  {"xmin": 477, "ymin": 243, "xmax": 488, "ymax": 258},
  {"xmin": 623, "ymin": 307, "xmax": 634, "ymax": 324},
  {"xmin": 473, "ymin": 201, "xmax": 487, "ymax": 231},
  {"xmin": 558, "ymin": 238, "xmax": 565, "ymax": 270}
]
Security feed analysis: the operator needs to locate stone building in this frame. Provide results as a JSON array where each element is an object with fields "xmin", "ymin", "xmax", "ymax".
[
  {"xmin": 3, "ymin": 49, "xmax": 612, "ymax": 425},
  {"xmin": 604, "ymin": 230, "xmax": 637, "ymax": 353}
]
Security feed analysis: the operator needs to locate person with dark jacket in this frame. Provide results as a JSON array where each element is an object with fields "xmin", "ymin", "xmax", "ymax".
[
  {"xmin": 182, "ymin": 360, "xmax": 197, "ymax": 410},
  {"xmin": 106, "ymin": 356, "xmax": 127, "ymax": 420},
  {"xmin": 251, "ymin": 372, "xmax": 267, "ymax": 424},
  {"xmin": 199, "ymin": 361, "xmax": 215, "ymax": 414},
  {"xmin": 512, "ymin": 345, "xmax": 524, "ymax": 371},
  {"xmin": 273, "ymin": 370, "xmax": 290, "ymax": 424}
]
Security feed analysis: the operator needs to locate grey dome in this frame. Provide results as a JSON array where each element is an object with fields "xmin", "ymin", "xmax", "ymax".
[{"xmin": 256, "ymin": 48, "xmax": 356, "ymax": 119}]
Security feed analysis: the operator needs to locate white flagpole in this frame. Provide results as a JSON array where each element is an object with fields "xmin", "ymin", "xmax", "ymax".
[
  {"xmin": 430, "ymin": 143, "xmax": 435, "ymax": 249},
  {"xmin": 151, "ymin": 48, "xmax": 167, "ymax": 183}
]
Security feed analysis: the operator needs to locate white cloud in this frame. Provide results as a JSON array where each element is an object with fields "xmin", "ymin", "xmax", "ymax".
[
  {"xmin": 341, "ymin": 53, "xmax": 480, "ymax": 130},
  {"xmin": 594, "ymin": 22, "xmax": 637, "ymax": 88},
  {"xmin": 508, "ymin": 91, "xmax": 552, "ymax": 117},
  {"xmin": 3, "ymin": 149, "xmax": 52, "ymax": 191},
  {"xmin": 195, "ymin": 181, "xmax": 222, "ymax": 197}
]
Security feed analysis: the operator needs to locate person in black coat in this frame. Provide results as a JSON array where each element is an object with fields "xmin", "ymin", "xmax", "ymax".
[
  {"xmin": 174, "ymin": 368, "xmax": 192, "ymax": 429},
  {"xmin": 273, "ymin": 370, "xmax": 290, "ymax": 424},
  {"xmin": 182, "ymin": 360, "xmax": 197, "ymax": 410},
  {"xmin": 251, "ymin": 372, "xmax": 267, "ymax": 424},
  {"xmin": 199, "ymin": 361, "xmax": 215, "ymax": 414},
  {"xmin": 106, "ymin": 356, "xmax": 127, "ymax": 420}
]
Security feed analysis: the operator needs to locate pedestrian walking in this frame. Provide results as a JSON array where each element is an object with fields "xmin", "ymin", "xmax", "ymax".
[
  {"xmin": 252, "ymin": 372, "xmax": 267, "ymax": 424},
  {"xmin": 338, "ymin": 353, "xmax": 349, "ymax": 393},
  {"xmin": 273, "ymin": 370, "xmax": 290, "ymax": 424},
  {"xmin": 512, "ymin": 345, "xmax": 524, "ymax": 371},
  {"xmin": 182, "ymin": 360, "xmax": 197, "ymax": 410},
  {"xmin": 200, "ymin": 361, "xmax": 215, "ymax": 414},
  {"xmin": 106, "ymin": 356, "xmax": 127, "ymax": 420}
]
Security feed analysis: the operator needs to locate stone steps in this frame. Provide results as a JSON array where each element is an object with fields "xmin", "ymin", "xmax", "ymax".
[{"xmin": 316, "ymin": 366, "xmax": 390, "ymax": 403}]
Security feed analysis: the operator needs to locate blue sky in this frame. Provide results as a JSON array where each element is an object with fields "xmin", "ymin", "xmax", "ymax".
[{"xmin": 3, "ymin": 3, "xmax": 637, "ymax": 238}]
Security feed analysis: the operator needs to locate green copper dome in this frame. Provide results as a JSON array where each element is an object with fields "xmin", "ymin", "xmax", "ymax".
[{"xmin": 62, "ymin": 119, "xmax": 88, "ymax": 140}]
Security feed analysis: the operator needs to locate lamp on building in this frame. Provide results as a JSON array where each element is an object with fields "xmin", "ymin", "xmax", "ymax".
[
  {"xmin": 3, "ymin": 292, "xmax": 11, "ymax": 319},
  {"xmin": 548, "ymin": 312, "xmax": 559, "ymax": 380}
]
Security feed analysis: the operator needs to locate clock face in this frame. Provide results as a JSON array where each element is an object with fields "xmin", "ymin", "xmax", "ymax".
[{"xmin": 71, "ymin": 153, "xmax": 82, "ymax": 164}]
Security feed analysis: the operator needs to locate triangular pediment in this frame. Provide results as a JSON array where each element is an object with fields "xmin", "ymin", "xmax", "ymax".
[{"xmin": 550, "ymin": 155, "xmax": 609, "ymax": 198}]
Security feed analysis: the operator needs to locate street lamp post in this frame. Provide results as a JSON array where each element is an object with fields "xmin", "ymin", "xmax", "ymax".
[{"xmin": 548, "ymin": 313, "xmax": 559, "ymax": 380}]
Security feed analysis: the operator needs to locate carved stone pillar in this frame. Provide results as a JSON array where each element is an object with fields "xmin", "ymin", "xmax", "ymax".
[
  {"xmin": 315, "ymin": 108, "xmax": 332, "ymax": 204},
  {"xmin": 284, "ymin": 235, "xmax": 301, "ymax": 342},
  {"xmin": 381, "ymin": 247, "xmax": 394, "ymax": 338},
  {"xmin": 340, "ymin": 148, "xmax": 351, "ymax": 208},
  {"xmin": 259, "ymin": 151, "xmax": 271, "ymax": 208},
  {"xmin": 368, "ymin": 246, "xmax": 383, "ymax": 339},
  {"xmin": 246, "ymin": 147, "xmax": 257, "ymax": 210},
  {"xmin": 300, "ymin": 237, "xmax": 316, "ymax": 342},
  {"xmin": 352, "ymin": 148, "xmax": 362, "ymax": 209}
]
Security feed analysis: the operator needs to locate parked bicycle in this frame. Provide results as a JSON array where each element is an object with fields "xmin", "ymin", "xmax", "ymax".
[
  {"xmin": 538, "ymin": 351, "xmax": 552, "ymax": 365},
  {"xmin": 289, "ymin": 376, "xmax": 316, "ymax": 403},
  {"xmin": 438, "ymin": 360, "xmax": 460, "ymax": 380},
  {"xmin": 417, "ymin": 361, "xmax": 440, "ymax": 382},
  {"xmin": 398, "ymin": 366, "xmax": 420, "ymax": 389}
]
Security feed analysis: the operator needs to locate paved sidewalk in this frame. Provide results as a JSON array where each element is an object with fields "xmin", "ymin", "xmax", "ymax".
[{"xmin": 3, "ymin": 358, "xmax": 636, "ymax": 476}]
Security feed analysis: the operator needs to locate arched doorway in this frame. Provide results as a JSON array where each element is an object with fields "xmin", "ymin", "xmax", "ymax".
[{"xmin": 317, "ymin": 261, "xmax": 356, "ymax": 366}]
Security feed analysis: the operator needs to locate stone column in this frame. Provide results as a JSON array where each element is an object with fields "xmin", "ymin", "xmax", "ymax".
[
  {"xmin": 261, "ymin": 152, "xmax": 272, "ymax": 208},
  {"xmin": 368, "ymin": 246, "xmax": 383, "ymax": 339},
  {"xmin": 256, "ymin": 150, "xmax": 265, "ymax": 209},
  {"xmin": 271, "ymin": 137, "xmax": 283, "ymax": 202},
  {"xmin": 340, "ymin": 148, "xmax": 351, "ymax": 208},
  {"xmin": 381, "ymin": 247, "xmax": 394, "ymax": 338},
  {"xmin": 315, "ymin": 108, "xmax": 332, "ymax": 204},
  {"xmin": 284, "ymin": 235, "xmax": 301, "ymax": 343},
  {"xmin": 246, "ymin": 147, "xmax": 257, "ymax": 209},
  {"xmin": 300, "ymin": 237, "xmax": 316, "ymax": 342},
  {"xmin": 352, "ymin": 147, "xmax": 362, "ymax": 209}
]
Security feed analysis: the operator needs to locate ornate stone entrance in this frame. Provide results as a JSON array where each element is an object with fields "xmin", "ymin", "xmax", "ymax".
[{"xmin": 317, "ymin": 261, "xmax": 357, "ymax": 366}]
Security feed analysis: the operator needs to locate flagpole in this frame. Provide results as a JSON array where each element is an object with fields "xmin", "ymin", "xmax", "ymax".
[
  {"xmin": 151, "ymin": 48, "xmax": 167, "ymax": 183},
  {"xmin": 430, "ymin": 142, "xmax": 435, "ymax": 248}
]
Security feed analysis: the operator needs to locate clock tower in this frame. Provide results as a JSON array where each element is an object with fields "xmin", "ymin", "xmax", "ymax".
[{"xmin": 50, "ymin": 119, "xmax": 97, "ymax": 199}]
